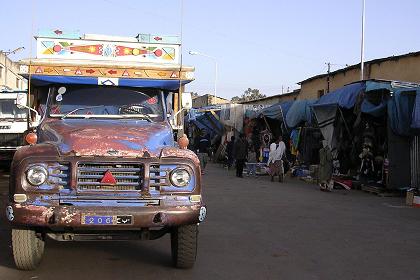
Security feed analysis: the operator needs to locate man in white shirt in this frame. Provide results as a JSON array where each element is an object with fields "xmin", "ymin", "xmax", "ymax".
[{"xmin": 267, "ymin": 136, "xmax": 286, "ymax": 182}]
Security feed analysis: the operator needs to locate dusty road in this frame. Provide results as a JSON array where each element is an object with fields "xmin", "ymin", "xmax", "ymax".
[{"xmin": 0, "ymin": 164, "xmax": 419, "ymax": 280}]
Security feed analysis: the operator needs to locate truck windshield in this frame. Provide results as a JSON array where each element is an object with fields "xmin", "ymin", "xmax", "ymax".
[
  {"xmin": 0, "ymin": 99, "xmax": 28, "ymax": 120},
  {"xmin": 48, "ymin": 85, "xmax": 164, "ymax": 121}
]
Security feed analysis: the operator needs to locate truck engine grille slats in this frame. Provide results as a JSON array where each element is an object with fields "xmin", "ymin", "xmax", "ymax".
[
  {"xmin": 48, "ymin": 163, "xmax": 70, "ymax": 188},
  {"xmin": 149, "ymin": 164, "xmax": 169, "ymax": 188},
  {"xmin": 77, "ymin": 163, "xmax": 144, "ymax": 191}
]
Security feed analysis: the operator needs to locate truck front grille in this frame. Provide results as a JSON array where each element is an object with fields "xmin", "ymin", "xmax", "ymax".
[
  {"xmin": 48, "ymin": 163, "xmax": 70, "ymax": 188},
  {"xmin": 77, "ymin": 163, "xmax": 144, "ymax": 191},
  {"xmin": 149, "ymin": 164, "xmax": 169, "ymax": 189}
]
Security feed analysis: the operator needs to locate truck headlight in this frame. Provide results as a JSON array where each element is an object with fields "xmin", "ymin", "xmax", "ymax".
[
  {"xmin": 170, "ymin": 168, "xmax": 191, "ymax": 187},
  {"xmin": 26, "ymin": 165, "xmax": 48, "ymax": 186}
]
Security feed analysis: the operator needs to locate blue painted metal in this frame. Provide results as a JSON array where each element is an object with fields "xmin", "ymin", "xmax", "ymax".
[{"xmin": 27, "ymin": 75, "xmax": 192, "ymax": 90}]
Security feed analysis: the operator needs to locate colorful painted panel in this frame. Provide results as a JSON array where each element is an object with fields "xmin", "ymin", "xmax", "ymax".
[
  {"xmin": 27, "ymin": 65, "xmax": 193, "ymax": 81},
  {"xmin": 37, "ymin": 38, "xmax": 179, "ymax": 64}
]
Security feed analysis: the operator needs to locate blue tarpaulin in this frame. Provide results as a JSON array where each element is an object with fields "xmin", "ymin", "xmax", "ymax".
[
  {"xmin": 248, "ymin": 100, "xmax": 294, "ymax": 120},
  {"xmin": 387, "ymin": 89, "xmax": 417, "ymax": 136},
  {"xmin": 412, "ymin": 91, "xmax": 420, "ymax": 129},
  {"xmin": 285, "ymin": 99, "xmax": 316, "ymax": 128},
  {"xmin": 314, "ymin": 82, "xmax": 365, "ymax": 109},
  {"xmin": 361, "ymin": 99, "xmax": 387, "ymax": 117},
  {"xmin": 190, "ymin": 111, "xmax": 223, "ymax": 138}
]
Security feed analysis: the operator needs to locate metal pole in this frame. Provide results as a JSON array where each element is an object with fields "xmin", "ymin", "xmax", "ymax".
[
  {"xmin": 214, "ymin": 60, "xmax": 218, "ymax": 99},
  {"xmin": 3, "ymin": 52, "xmax": 7, "ymax": 88},
  {"xmin": 360, "ymin": 0, "xmax": 366, "ymax": 80},
  {"xmin": 326, "ymin": 62, "xmax": 331, "ymax": 93}
]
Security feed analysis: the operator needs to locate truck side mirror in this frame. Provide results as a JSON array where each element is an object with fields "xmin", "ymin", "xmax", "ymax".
[
  {"xmin": 30, "ymin": 114, "xmax": 41, "ymax": 128},
  {"xmin": 15, "ymin": 92, "xmax": 27, "ymax": 109},
  {"xmin": 182, "ymin": 92, "xmax": 192, "ymax": 110}
]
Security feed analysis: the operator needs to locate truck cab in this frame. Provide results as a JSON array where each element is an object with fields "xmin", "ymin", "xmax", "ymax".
[{"xmin": 6, "ymin": 31, "xmax": 206, "ymax": 270}]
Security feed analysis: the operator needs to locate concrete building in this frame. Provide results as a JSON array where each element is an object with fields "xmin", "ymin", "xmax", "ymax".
[
  {"xmin": 239, "ymin": 89, "xmax": 299, "ymax": 111},
  {"xmin": 192, "ymin": 94, "xmax": 230, "ymax": 108},
  {"xmin": 0, "ymin": 52, "xmax": 26, "ymax": 90},
  {"xmin": 298, "ymin": 51, "xmax": 420, "ymax": 100}
]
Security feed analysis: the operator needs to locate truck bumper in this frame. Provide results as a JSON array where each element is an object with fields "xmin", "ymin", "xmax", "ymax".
[{"xmin": 6, "ymin": 202, "xmax": 207, "ymax": 230}]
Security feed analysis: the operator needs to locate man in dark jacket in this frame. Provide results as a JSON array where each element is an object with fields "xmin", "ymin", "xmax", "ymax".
[
  {"xmin": 226, "ymin": 136, "xmax": 235, "ymax": 169},
  {"xmin": 234, "ymin": 133, "xmax": 248, "ymax": 178},
  {"xmin": 194, "ymin": 129, "xmax": 211, "ymax": 174}
]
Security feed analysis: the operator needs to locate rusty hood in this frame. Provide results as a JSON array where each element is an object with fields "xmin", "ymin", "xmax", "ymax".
[{"xmin": 38, "ymin": 119, "xmax": 175, "ymax": 157}]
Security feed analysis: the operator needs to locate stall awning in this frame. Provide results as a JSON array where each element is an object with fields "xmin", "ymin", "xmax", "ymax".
[
  {"xmin": 285, "ymin": 99, "xmax": 316, "ymax": 128},
  {"xmin": 314, "ymin": 82, "xmax": 365, "ymax": 109},
  {"xmin": 244, "ymin": 101, "xmax": 293, "ymax": 120}
]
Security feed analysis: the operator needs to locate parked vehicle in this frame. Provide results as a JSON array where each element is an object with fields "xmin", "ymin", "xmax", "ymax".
[
  {"xmin": 6, "ymin": 31, "xmax": 206, "ymax": 270},
  {"xmin": 0, "ymin": 90, "xmax": 38, "ymax": 166}
]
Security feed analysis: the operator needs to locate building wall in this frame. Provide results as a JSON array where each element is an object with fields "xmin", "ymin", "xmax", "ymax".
[
  {"xmin": 241, "ymin": 91, "xmax": 298, "ymax": 111},
  {"xmin": 208, "ymin": 95, "xmax": 229, "ymax": 105},
  {"xmin": 299, "ymin": 54, "xmax": 420, "ymax": 100},
  {"xmin": 0, "ymin": 52, "xmax": 26, "ymax": 90},
  {"xmin": 192, "ymin": 94, "xmax": 229, "ymax": 108}
]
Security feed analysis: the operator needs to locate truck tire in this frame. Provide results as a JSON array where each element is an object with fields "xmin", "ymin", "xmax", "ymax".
[
  {"xmin": 12, "ymin": 229, "xmax": 45, "ymax": 270},
  {"xmin": 171, "ymin": 224, "xmax": 198, "ymax": 268}
]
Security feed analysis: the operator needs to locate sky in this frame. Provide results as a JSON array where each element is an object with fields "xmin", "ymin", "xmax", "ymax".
[{"xmin": 2, "ymin": 0, "xmax": 420, "ymax": 99}]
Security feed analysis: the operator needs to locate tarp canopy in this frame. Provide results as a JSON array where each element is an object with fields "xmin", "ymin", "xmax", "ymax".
[
  {"xmin": 189, "ymin": 111, "xmax": 224, "ymax": 138},
  {"xmin": 246, "ymin": 100, "xmax": 294, "ymax": 120},
  {"xmin": 285, "ymin": 99, "xmax": 316, "ymax": 128},
  {"xmin": 314, "ymin": 82, "xmax": 365, "ymax": 109},
  {"xmin": 312, "ymin": 104, "xmax": 338, "ymax": 152},
  {"xmin": 388, "ymin": 89, "xmax": 418, "ymax": 136},
  {"xmin": 413, "ymin": 92, "xmax": 420, "ymax": 129},
  {"xmin": 361, "ymin": 99, "xmax": 387, "ymax": 117},
  {"xmin": 362, "ymin": 80, "xmax": 420, "ymax": 135},
  {"xmin": 26, "ymin": 75, "xmax": 192, "ymax": 91}
]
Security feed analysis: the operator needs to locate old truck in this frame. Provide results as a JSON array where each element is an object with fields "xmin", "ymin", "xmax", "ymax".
[
  {"xmin": 6, "ymin": 31, "xmax": 206, "ymax": 270},
  {"xmin": 0, "ymin": 90, "xmax": 38, "ymax": 165}
]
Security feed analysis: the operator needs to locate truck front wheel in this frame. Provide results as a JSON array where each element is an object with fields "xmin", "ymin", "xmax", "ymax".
[
  {"xmin": 171, "ymin": 224, "xmax": 198, "ymax": 268},
  {"xmin": 12, "ymin": 229, "xmax": 45, "ymax": 270}
]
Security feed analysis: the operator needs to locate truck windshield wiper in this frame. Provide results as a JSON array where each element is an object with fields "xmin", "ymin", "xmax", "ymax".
[
  {"xmin": 60, "ymin": 105, "xmax": 106, "ymax": 119},
  {"xmin": 119, "ymin": 114, "xmax": 152, "ymax": 122}
]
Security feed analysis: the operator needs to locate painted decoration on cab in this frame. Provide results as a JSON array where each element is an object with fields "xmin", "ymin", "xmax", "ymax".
[{"xmin": 37, "ymin": 38, "xmax": 178, "ymax": 63}]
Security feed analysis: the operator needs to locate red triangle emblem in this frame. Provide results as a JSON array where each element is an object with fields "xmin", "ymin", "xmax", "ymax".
[
  {"xmin": 122, "ymin": 70, "xmax": 130, "ymax": 77},
  {"xmin": 101, "ymin": 170, "xmax": 117, "ymax": 185}
]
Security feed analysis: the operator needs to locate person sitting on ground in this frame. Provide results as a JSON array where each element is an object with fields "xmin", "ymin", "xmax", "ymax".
[{"xmin": 267, "ymin": 135, "xmax": 286, "ymax": 182}]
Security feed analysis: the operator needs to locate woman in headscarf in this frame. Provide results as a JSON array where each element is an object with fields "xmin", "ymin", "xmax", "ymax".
[{"xmin": 267, "ymin": 136, "xmax": 286, "ymax": 182}]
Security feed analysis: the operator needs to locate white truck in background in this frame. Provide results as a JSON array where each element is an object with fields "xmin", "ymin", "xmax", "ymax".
[{"xmin": 0, "ymin": 90, "xmax": 31, "ymax": 165}]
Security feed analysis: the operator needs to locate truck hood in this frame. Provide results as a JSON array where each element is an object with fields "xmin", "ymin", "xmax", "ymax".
[{"xmin": 38, "ymin": 119, "xmax": 174, "ymax": 157}]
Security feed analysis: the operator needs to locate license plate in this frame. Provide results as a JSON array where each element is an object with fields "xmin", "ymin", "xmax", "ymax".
[{"xmin": 82, "ymin": 215, "xmax": 133, "ymax": 225}]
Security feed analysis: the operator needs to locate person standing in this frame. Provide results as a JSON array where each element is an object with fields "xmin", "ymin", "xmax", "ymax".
[
  {"xmin": 267, "ymin": 136, "xmax": 286, "ymax": 182},
  {"xmin": 319, "ymin": 140, "xmax": 333, "ymax": 191},
  {"xmin": 226, "ymin": 136, "xmax": 235, "ymax": 170},
  {"xmin": 195, "ymin": 129, "xmax": 210, "ymax": 175},
  {"xmin": 234, "ymin": 133, "xmax": 248, "ymax": 178}
]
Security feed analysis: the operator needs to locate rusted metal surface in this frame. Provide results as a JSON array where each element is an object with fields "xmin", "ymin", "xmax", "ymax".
[
  {"xmin": 10, "ymin": 202, "xmax": 202, "ymax": 228},
  {"xmin": 38, "ymin": 119, "xmax": 174, "ymax": 157},
  {"xmin": 9, "ymin": 117, "xmax": 204, "ymax": 231}
]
